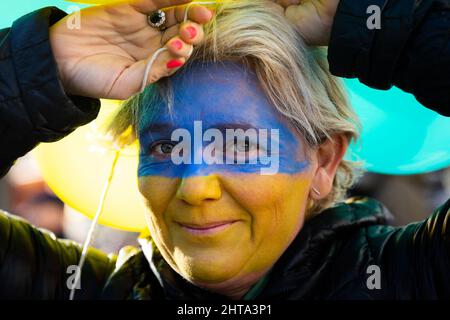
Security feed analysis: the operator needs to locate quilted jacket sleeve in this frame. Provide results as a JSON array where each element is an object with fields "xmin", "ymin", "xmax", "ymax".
[
  {"xmin": 0, "ymin": 7, "xmax": 112, "ymax": 299},
  {"xmin": 328, "ymin": 0, "xmax": 450, "ymax": 116},
  {"xmin": 0, "ymin": 211, "xmax": 116, "ymax": 299},
  {"xmin": 0, "ymin": 6, "xmax": 100, "ymax": 178},
  {"xmin": 366, "ymin": 198, "xmax": 450, "ymax": 298}
]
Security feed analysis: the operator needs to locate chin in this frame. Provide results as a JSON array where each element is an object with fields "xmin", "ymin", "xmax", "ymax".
[{"xmin": 174, "ymin": 249, "xmax": 245, "ymax": 284}]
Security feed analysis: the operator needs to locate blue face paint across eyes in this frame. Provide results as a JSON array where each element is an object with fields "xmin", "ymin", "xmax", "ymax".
[{"xmin": 137, "ymin": 61, "xmax": 309, "ymax": 178}]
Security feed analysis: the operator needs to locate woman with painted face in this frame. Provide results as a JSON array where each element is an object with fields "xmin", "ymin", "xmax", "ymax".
[{"xmin": 0, "ymin": 0, "xmax": 449, "ymax": 300}]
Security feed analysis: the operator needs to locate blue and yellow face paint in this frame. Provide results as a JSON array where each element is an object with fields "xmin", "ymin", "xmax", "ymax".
[
  {"xmin": 137, "ymin": 61, "xmax": 314, "ymax": 289},
  {"xmin": 138, "ymin": 61, "xmax": 309, "ymax": 178}
]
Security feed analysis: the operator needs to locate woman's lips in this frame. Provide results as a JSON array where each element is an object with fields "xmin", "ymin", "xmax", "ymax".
[{"xmin": 176, "ymin": 221, "xmax": 238, "ymax": 235}]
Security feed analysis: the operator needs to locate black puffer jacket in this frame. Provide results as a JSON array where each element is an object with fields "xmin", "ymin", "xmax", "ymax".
[
  {"xmin": 329, "ymin": 0, "xmax": 450, "ymax": 114},
  {"xmin": 0, "ymin": 2, "xmax": 449, "ymax": 299},
  {"xmin": 2, "ymin": 196, "xmax": 449, "ymax": 299}
]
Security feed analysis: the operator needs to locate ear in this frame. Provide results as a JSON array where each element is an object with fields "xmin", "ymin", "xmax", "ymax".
[{"xmin": 310, "ymin": 134, "xmax": 349, "ymax": 200}]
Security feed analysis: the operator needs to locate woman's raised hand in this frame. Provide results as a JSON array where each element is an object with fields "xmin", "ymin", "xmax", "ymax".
[
  {"xmin": 50, "ymin": 0, "xmax": 213, "ymax": 100},
  {"xmin": 272, "ymin": 0, "xmax": 340, "ymax": 46}
]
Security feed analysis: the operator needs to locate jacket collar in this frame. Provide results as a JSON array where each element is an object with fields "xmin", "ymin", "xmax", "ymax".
[
  {"xmin": 257, "ymin": 196, "xmax": 392, "ymax": 299},
  {"xmin": 139, "ymin": 196, "xmax": 393, "ymax": 300}
]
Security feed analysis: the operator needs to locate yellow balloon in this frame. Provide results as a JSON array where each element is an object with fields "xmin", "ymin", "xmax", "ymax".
[{"xmin": 34, "ymin": 100, "xmax": 147, "ymax": 232}]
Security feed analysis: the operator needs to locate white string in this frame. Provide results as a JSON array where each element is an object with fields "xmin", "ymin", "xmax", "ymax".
[
  {"xmin": 68, "ymin": 1, "xmax": 220, "ymax": 300},
  {"xmin": 183, "ymin": 1, "xmax": 218, "ymax": 22},
  {"xmin": 140, "ymin": 1, "xmax": 218, "ymax": 94},
  {"xmin": 69, "ymin": 150, "xmax": 120, "ymax": 300},
  {"xmin": 140, "ymin": 47, "xmax": 168, "ymax": 93}
]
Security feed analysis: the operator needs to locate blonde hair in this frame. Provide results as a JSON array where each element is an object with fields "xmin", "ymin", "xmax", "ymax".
[{"xmin": 109, "ymin": 0, "xmax": 363, "ymax": 214}]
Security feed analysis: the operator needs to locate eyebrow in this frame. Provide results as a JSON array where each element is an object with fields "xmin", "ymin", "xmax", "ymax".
[
  {"xmin": 210, "ymin": 122, "xmax": 258, "ymax": 132},
  {"xmin": 141, "ymin": 121, "xmax": 259, "ymax": 134},
  {"xmin": 140, "ymin": 122, "xmax": 173, "ymax": 135}
]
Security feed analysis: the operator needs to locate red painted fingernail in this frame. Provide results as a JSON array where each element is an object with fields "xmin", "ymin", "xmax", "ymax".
[
  {"xmin": 185, "ymin": 26, "xmax": 197, "ymax": 39},
  {"xmin": 172, "ymin": 40, "xmax": 183, "ymax": 50},
  {"xmin": 167, "ymin": 60, "xmax": 184, "ymax": 69}
]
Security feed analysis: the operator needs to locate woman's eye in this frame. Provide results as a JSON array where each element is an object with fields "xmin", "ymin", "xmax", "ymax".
[
  {"xmin": 235, "ymin": 140, "xmax": 252, "ymax": 153},
  {"xmin": 225, "ymin": 138, "xmax": 260, "ymax": 163},
  {"xmin": 150, "ymin": 142, "xmax": 175, "ymax": 157}
]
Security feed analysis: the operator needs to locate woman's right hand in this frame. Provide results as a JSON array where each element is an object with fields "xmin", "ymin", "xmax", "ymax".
[
  {"xmin": 50, "ymin": 0, "xmax": 213, "ymax": 100},
  {"xmin": 272, "ymin": 0, "xmax": 340, "ymax": 46}
]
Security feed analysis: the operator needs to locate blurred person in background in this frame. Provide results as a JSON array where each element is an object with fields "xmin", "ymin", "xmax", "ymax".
[
  {"xmin": 2, "ymin": 154, "xmax": 65, "ymax": 235},
  {"xmin": 63, "ymin": 206, "xmax": 139, "ymax": 253},
  {"xmin": 15, "ymin": 193, "xmax": 65, "ymax": 237},
  {"xmin": 350, "ymin": 170, "xmax": 450, "ymax": 226}
]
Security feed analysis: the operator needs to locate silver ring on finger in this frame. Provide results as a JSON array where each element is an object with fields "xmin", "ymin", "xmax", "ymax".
[{"xmin": 147, "ymin": 10, "xmax": 167, "ymax": 31}]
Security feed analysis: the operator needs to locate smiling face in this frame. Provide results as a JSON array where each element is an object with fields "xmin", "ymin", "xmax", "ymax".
[{"xmin": 137, "ymin": 61, "xmax": 315, "ymax": 293}]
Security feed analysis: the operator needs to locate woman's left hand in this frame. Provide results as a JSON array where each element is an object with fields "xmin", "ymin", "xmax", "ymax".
[
  {"xmin": 271, "ymin": 0, "xmax": 340, "ymax": 46},
  {"xmin": 50, "ymin": 0, "xmax": 213, "ymax": 100}
]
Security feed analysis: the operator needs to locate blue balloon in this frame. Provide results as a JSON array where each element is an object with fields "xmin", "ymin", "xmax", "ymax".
[
  {"xmin": 345, "ymin": 79, "xmax": 450, "ymax": 175},
  {"xmin": 0, "ymin": 1, "xmax": 86, "ymax": 29}
]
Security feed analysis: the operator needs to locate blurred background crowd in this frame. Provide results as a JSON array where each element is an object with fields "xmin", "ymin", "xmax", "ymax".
[{"xmin": 1, "ymin": 152, "xmax": 449, "ymax": 254}]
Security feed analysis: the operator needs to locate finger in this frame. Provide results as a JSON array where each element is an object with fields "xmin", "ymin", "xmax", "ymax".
[
  {"xmin": 130, "ymin": 0, "xmax": 192, "ymax": 14},
  {"xmin": 111, "ymin": 50, "xmax": 186, "ymax": 99},
  {"xmin": 276, "ymin": 0, "xmax": 301, "ymax": 8},
  {"xmin": 267, "ymin": 1, "xmax": 285, "ymax": 15},
  {"xmin": 161, "ymin": 25, "xmax": 179, "ymax": 44},
  {"xmin": 164, "ymin": 4, "xmax": 213, "ymax": 28},
  {"xmin": 179, "ymin": 21, "xmax": 204, "ymax": 46},
  {"xmin": 166, "ymin": 37, "xmax": 194, "ymax": 58},
  {"xmin": 141, "ymin": 50, "xmax": 186, "ymax": 87},
  {"xmin": 175, "ymin": 4, "xmax": 214, "ymax": 24},
  {"xmin": 160, "ymin": 19, "xmax": 204, "ymax": 45}
]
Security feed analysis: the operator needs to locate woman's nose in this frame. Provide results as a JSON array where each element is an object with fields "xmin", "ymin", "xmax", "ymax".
[{"xmin": 176, "ymin": 175, "xmax": 222, "ymax": 206}]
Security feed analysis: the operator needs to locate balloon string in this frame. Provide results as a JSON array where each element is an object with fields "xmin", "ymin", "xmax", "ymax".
[
  {"xmin": 140, "ymin": 47, "xmax": 168, "ymax": 94},
  {"xmin": 66, "ymin": 0, "xmax": 224, "ymax": 300},
  {"xmin": 69, "ymin": 150, "xmax": 120, "ymax": 300},
  {"xmin": 140, "ymin": 1, "xmax": 218, "ymax": 93},
  {"xmin": 183, "ymin": 1, "xmax": 218, "ymax": 22},
  {"xmin": 68, "ymin": 0, "xmax": 222, "ymax": 299}
]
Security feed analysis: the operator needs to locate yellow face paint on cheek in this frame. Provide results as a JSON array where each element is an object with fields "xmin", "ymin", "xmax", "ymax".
[
  {"xmin": 138, "ymin": 170, "xmax": 313, "ymax": 284},
  {"xmin": 139, "ymin": 174, "xmax": 254, "ymax": 282},
  {"xmin": 219, "ymin": 172, "xmax": 312, "ymax": 270}
]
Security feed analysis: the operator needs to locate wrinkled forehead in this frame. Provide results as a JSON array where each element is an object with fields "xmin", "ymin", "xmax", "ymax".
[{"xmin": 142, "ymin": 61, "xmax": 289, "ymax": 130}]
